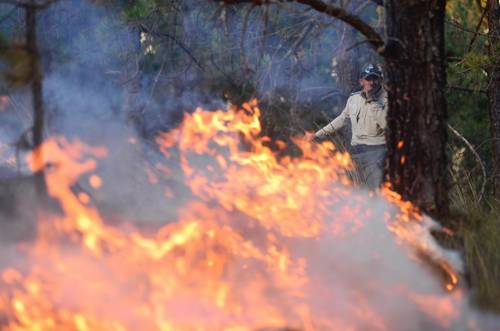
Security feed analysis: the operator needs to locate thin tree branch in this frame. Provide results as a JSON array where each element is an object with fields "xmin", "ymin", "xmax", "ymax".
[
  {"xmin": 294, "ymin": 0, "xmax": 384, "ymax": 50},
  {"xmin": 353, "ymin": 0, "xmax": 373, "ymax": 15},
  {"xmin": 139, "ymin": 24, "xmax": 204, "ymax": 71},
  {"xmin": 445, "ymin": 18, "xmax": 487, "ymax": 36},
  {"xmin": 345, "ymin": 39, "xmax": 374, "ymax": 52},
  {"xmin": 475, "ymin": 0, "xmax": 486, "ymax": 11},
  {"xmin": 221, "ymin": 0, "xmax": 385, "ymax": 51},
  {"xmin": 467, "ymin": 6, "xmax": 488, "ymax": 52},
  {"xmin": 447, "ymin": 85, "xmax": 487, "ymax": 94},
  {"xmin": 0, "ymin": 7, "xmax": 17, "ymax": 24},
  {"xmin": 240, "ymin": 4, "xmax": 256, "ymax": 69},
  {"xmin": 448, "ymin": 124, "xmax": 487, "ymax": 203},
  {"xmin": 281, "ymin": 22, "xmax": 314, "ymax": 60},
  {"xmin": 447, "ymin": 56, "xmax": 464, "ymax": 63},
  {"xmin": 209, "ymin": 52, "xmax": 238, "ymax": 87}
]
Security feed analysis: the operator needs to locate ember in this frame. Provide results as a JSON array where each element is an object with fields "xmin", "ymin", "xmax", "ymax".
[{"xmin": 0, "ymin": 101, "xmax": 482, "ymax": 331}]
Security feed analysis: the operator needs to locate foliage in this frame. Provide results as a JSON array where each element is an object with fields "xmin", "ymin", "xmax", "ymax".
[
  {"xmin": 122, "ymin": 0, "xmax": 158, "ymax": 20},
  {"xmin": 0, "ymin": 45, "xmax": 31, "ymax": 87},
  {"xmin": 445, "ymin": 0, "xmax": 493, "ymax": 193},
  {"xmin": 460, "ymin": 213, "xmax": 500, "ymax": 312},
  {"xmin": 0, "ymin": 28, "xmax": 31, "ymax": 89},
  {"xmin": 447, "ymin": 182, "xmax": 500, "ymax": 313},
  {"xmin": 443, "ymin": 2, "xmax": 500, "ymax": 312},
  {"xmin": 449, "ymin": 52, "xmax": 490, "ymax": 90}
]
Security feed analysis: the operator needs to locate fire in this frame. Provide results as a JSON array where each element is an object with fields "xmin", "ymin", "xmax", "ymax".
[
  {"xmin": 155, "ymin": 101, "xmax": 352, "ymax": 238},
  {"xmin": 0, "ymin": 100, "xmax": 471, "ymax": 330},
  {"xmin": 89, "ymin": 175, "xmax": 102, "ymax": 189}
]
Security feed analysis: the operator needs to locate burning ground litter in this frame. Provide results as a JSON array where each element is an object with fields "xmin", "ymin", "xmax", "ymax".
[{"xmin": 0, "ymin": 101, "xmax": 498, "ymax": 331}]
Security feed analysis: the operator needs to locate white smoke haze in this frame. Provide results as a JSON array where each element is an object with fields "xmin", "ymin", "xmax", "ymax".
[
  {"xmin": 0, "ymin": 1, "xmax": 499, "ymax": 330},
  {"xmin": 1, "ymin": 129, "xmax": 499, "ymax": 330}
]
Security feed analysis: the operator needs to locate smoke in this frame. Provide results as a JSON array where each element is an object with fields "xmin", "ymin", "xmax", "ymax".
[
  {"xmin": 0, "ymin": 0, "xmax": 385, "ymax": 225},
  {"xmin": 2, "ymin": 129, "xmax": 500, "ymax": 329},
  {"xmin": 0, "ymin": 1, "xmax": 499, "ymax": 330}
]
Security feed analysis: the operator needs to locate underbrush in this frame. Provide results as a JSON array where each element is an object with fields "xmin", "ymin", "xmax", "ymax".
[
  {"xmin": 451, "ymin": 206, "xmax": 500, "ymax": 312},
  {"xmin": 447, "ymin": 178, "xmax": 500, "ymax": 313}
]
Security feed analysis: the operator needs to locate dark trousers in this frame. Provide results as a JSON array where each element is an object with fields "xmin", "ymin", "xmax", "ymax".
[{"xmin": 350, "ymin": 144, "xmax": 387, "ymax": 189}]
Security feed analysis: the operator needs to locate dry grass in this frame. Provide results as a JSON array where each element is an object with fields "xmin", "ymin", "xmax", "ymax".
[
  {"xmin": 447, "ymin": 174, "xmax": 500, "ymax": 313},
  {"xmin": 456, "ymin": 208, "xmax": 500, "ymax": 312}
]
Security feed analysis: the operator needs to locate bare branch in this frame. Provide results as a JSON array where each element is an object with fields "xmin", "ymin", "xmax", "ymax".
[
  {"xmin": 353, "ymin": 1, "xmax": 373, "ymax": 15},
  {"xmin": 345, "ymin": 39, "xmax": 374, "ymax": 52},
  {"xmin": 448, "ymin": 124, "xmax": 487, "ymax": 203},
  {"xmin": 467, "ymin": 6, "xmax": 488, "ymax": 52},
  {"xmin": 447, "ymin": 85, "xmax": 487, "ymax": 94},
  {"xmin": 281, "ymin": 22, "xmax": 314, "ymax": 60},
  {"xmin": 0, "ymin": 7, "xmax": 17, "ymax": 24},
  {"xmin": 294, "ymin": 0, "xmax": 384, "ymax": 50},
  {"xmin": 240, "ymin": 4, "xmax": 256, "ymax": 69},
  {"xmin": 139, "ymin": 24, "xmax": 204, "ymax": 71},
  {"xmin": 445, "ymin": 18, "xmax": 487, "ymax": 36},
  {"xmin": 220, "ymin": 0, "xmax": 385, "ymax": 51}
]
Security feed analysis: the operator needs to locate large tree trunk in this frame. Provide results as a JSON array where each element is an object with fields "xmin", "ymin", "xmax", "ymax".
[
  {"xmin": 487, "ymin": 0, "xmax": 500, "ymax": 203},
  {"xmin": 384, "ymin": 0, "xmax": 449, "ymax": 219}
]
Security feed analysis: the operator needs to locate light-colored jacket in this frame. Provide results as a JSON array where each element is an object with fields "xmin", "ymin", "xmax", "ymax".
[{"xmin": 315, "ymin": 88, "xmax": 387, "ymax": 146}]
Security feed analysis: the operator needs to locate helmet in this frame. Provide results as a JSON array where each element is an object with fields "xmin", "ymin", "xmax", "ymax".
[{"xmin": 360, "ymin": 63, "xmax": 383, "ymax": 80}]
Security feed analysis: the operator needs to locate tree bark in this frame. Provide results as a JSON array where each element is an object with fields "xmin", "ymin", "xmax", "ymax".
[
  {"xmin": 487, "ymin": 0, "xmax": 500, "ymax": 202},
  {"xmin": 25, "ymin": 4, "xmax": 46, "ymax": 195},
  {"xmin": 384, "ymin": 0, "xmax": 448, "ymax": 219}
]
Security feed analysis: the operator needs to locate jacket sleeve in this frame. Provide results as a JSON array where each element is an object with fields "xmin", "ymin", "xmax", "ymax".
[{"xmin": 315, "ymin": 99, "xmax": 350, "ymax": 138}]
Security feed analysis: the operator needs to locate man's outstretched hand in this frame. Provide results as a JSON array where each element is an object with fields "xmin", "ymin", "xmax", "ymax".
[{"xmin": 305, "ymin": 131, "xmax": 323, "ymax": 143}]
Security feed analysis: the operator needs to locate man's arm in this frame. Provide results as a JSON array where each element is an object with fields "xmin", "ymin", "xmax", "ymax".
[{"xmin": 315, "ymin": 101, "xmax": 350, "ymax": 139}]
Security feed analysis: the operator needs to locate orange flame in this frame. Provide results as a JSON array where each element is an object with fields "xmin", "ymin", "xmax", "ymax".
[{"xmin": 0, "ymin": 101, "xmax": 467, "ymax": 330}]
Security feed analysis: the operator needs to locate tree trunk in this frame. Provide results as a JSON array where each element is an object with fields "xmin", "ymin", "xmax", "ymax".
[
  {"xmin": 384, "ymin": 0, "xmax": 449, "ymax": 219},
  {"xmin": 26, "ymin": 5, "xmax": 46, "ymax": 195},
  {"xmin": 487, "ymin": 0, "xmax": 500, "ymax": 203}
]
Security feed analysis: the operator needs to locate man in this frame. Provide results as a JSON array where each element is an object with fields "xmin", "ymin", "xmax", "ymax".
[{"xmin": 315, "ymin": 64, "xmax": 387, "ymax": 189}]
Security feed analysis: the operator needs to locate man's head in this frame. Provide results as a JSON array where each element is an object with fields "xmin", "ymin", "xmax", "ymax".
[{"xmin": 359, "ymin": 64, "xmax": 383, "ymax": 93}]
